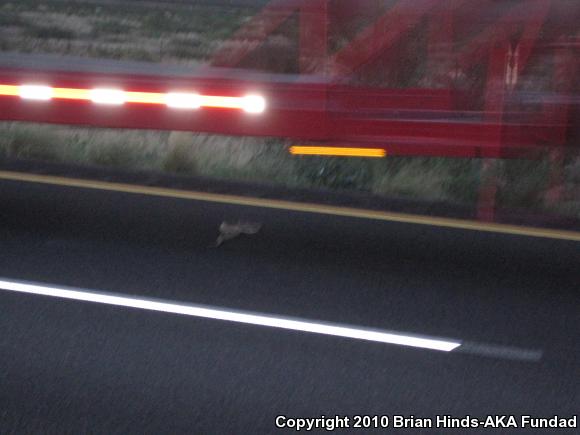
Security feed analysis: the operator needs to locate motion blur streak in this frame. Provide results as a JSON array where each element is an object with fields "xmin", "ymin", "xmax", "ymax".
[
  {"xmin": 0, "ymin": 278, "xmax": 460, "ymax": 352},
  {"xmin": 0, "ymin": 85, "xmax": 19, "ymax": 96},
  {"xmin": 0, "ymin": 84, "xmax": 265, "ymax": 112},
  {"xmin": 20, "ymin": 85, "xmax": 53, "ymax": 100},
  {"xmin": 125, "ymin": 91, "xmax": 167, "ymax": 105},
  {"xmin": 290, "ymin": 146, "xmax": 387, "ymax": 157},
  {"xmin": 53, "ymin": 87, "xmax": 91, "ymax": 100},
  {"xmin": 165, "ymin": 92, "xmax": 202, "ymax": 109},
  {"xmin": 242, "ymin": 95, "xmax": 266, "ymax": 113},
  {"xmin": 90, "ymin": 88, "xmax": 125, "ymax": 105},
  {"xmin": 199, "ymin": 95, "xmax": 245, "ymax": 109}
]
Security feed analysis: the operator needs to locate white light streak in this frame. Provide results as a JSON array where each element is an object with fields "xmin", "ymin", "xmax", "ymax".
[
  {"xmin": 90, "ymin": 88, "xmax": 125, "ymax": 105},
  {"xmin": 243, "ymin": 95, "xmax": 266, "ymax": 114},
  {"xmin": 165, "ymin": 92, "xmax": 202, "ymax": 109},
  {"xmin": 20, "ymin": 85, "xmax": 53, "ymax": 101}
]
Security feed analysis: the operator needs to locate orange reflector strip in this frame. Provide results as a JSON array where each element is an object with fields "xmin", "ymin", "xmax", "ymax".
[
  {"xmin": 52, "ymin": 87, "xmax": 91, "ymax": 100},
  {"xmin": 125, "ymin": 91, "xmax": 166, "ymax": 105},
  {"xmin": 0, "ymin": 84, "xmax": 264, "ymax": 112},
  {"xmin": 200, "ymin": 95, "xmax": 244, "ymax": 110},
  {"xmin": 290, "ymin": 146, "xmax": 387, "ymax": 158}
]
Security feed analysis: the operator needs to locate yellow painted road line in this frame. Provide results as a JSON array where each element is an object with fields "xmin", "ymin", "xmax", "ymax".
[{"xmin": 0, "ymin": 170, "xmax": 579, "ymax": 242}]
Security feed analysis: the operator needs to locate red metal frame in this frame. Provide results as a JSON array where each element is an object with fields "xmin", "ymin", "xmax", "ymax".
[{"xmin": 0, "ymin": 0, "xmax": 577, "ymax": 160}]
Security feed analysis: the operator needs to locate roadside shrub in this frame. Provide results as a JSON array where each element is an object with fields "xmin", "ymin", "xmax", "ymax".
[
  {"xmin": 4, "ymin": 126, "xmax": 60, "ymax": 161},
  {"xmin": 566, "ymin": 155, "xmax": 580, "ymax": 184},
  {"xmin": 26, "ymin": 25, "xmax": 75, "ymax": 40},
  {"xmin": 499, "ymin": 159, "xmax": 549, "ymax": 208},
  {"xmin": 293, "ymin": 156, "xmax": 375, "ymax": 191},
  {"xmin": 372, "ymin": 158, "xmax": 450, "ymax": 201},
  {"xmin": 88, "ymin": 142, "xmax": 136, "ymax": 169},
  {"xmin": 443, "ymin": 159, "xmax": 480, "ymax": 203},
  {"xmin": 162, "ymin": 142, "xmax": 197, "ymax": 175},
  {"xmin": 92, "ymin": 19, "xmax": 126, "ymax": 36}
]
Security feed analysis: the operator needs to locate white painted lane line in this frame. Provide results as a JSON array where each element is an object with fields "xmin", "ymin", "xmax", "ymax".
[
  {"xmin": 0, "ymin": 278, "xmax": 459, "ymax": 352},
  {"xmin": 0, "ymin": 278, "xmax": 543, "ymax": 360}
]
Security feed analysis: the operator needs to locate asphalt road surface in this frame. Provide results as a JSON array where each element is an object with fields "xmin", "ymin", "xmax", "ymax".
[{"xmin": 0, "ymin": 178, "xmax": 579, "ymax": 434}]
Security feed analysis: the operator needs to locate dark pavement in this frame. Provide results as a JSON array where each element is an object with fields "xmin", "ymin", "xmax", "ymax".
[{"xmin": 0, "ymin": 178, "xmax": 579, "ymax": 434}]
